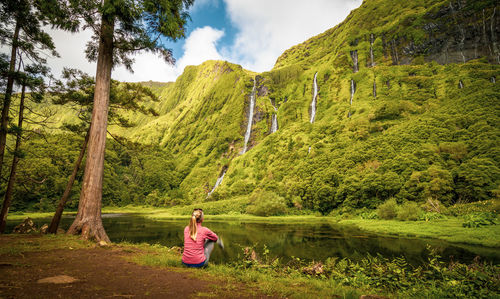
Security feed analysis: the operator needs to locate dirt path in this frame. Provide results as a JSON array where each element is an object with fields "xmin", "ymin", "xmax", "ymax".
[{"xmin": 0, "ymin": 235, "xmax": 271, "ymax": 298}]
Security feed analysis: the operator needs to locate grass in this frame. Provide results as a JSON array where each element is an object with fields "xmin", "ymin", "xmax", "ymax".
[
  {"xmin": 338, "ymin": 218, "xmax": 500, "ymax": 247},
  {"xmin": 7, "ymin": 211, "xmax": 67, "ymax": 221},
  {"xmin": 2, "ymin": 232, "xmax": 498, "ymax": 298},
  {"xmin": 127, "ymin": 242, "xmax": 366, "ymax": 298},
  {"xmin": 0, "ymin": 234, "xmax": 92, "ymax": 255}
]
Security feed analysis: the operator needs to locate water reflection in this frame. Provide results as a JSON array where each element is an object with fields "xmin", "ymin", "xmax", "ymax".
[{"xmin": 6, "ymin": 214, "xmax": 499, "ymax": 265}]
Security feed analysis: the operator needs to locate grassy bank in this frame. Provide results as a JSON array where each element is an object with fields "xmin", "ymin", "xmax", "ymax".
[
  {"xmin": 338, "ymin": 218, "xmax": 500, "ymax": 247},
  {"xmin": 3, "ymin": 234, "xmax": 498, "ymax": 298}
]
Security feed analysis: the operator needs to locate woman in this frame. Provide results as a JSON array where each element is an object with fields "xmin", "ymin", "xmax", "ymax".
[{"xmin": 182, "ymin": 208, "xmax": 223, "ymax": 267}]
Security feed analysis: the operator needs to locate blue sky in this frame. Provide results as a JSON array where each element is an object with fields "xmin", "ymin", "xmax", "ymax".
[
  {"xmin": 42, "ymin": 0, "xmax": 363, "ymax": 82},
  {"xmin": 165, "ymin": 0, "xmax": 237, "ymax": 61}
]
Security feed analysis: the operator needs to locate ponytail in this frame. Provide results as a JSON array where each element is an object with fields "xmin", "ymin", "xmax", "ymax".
[
  {"xmin": 189, "ymin": 215, "xmax": 197, "ymax": 241},
  {"xmin": 189, "ymin": 209, "xmax": 203, "ymax": 241}
]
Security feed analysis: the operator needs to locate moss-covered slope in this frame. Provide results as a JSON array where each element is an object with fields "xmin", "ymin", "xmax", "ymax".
[{"xmin": 38, "ymin": 0, "xmax": 500, "ymax": 212}]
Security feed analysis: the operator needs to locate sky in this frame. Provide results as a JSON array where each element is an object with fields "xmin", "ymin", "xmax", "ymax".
[{"xmin": 29, "ymin": 0, "xmax": 363, "ymax": 83}]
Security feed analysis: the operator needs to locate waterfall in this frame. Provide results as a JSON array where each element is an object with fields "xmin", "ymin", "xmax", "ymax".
[
  {"xmin": 241, "ymin": 79, "xmax": 257, "ymax": 154},
  {"xmin": 348, "ymin": 80, "xmax": 356, "ymax": 118},
  {"xmin": 449, "ymin": 2, "xmax": 467, "ymax": 63},
  {"xmin": 310, "ymin": 72, "xmax": 318, "ymax": 123},
  {"xmin": 270, "ymin": 99, "xmax": 278, "ymax": 133},
  {"xmin": 373, "ymin": 81, "xmax": 377, "ymax": 98},
  {"xmin": 207, "ymin": 169, "xmax": 226, "ymax": 197},
  {"xmin": 369, "ymin": 33, "xmax": 375, "ymax": 67},
  {"xmin": 391, "ymin": 39, "xmax": 399, "ymax": 65},
  {"xmin": 271, "ymin": 114, "xmax": 278, "ymax": 133},
  {"xmin": 492, "ymin": 77, "xmax": 496, "ymax": 83},
  {"xmin": 308, "ymin": 146, "xmax": 311, "ymax": 154},
  {"xmin": 350, "ymin": 50, "xmax": 359, "ymax": 73},
  {"xmin": 459, "ymin": 80, "xmax": 464, "ymax": 89},
  {"xmin": 271, "ymin": 111, "xmax": 278, "ymax": 134},
  {"xmin": 350, "ymin": 79, "xmax": 356, "ymax": 105}
]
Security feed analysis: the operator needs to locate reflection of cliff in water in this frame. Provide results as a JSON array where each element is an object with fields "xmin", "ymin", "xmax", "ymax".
[{"xmin": 7, "ymin": 215, "xmax": 498, "ymax": 266}]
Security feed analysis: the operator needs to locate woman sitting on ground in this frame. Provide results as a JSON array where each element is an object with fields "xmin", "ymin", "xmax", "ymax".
[{"xmin": 182, "ymin": 208, "xmax": 223, "ymax": 268}]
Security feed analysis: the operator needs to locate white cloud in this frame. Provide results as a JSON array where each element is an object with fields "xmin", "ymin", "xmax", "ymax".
[
  {"xmin": 114, "ymin": 26, "xmax": 224, "ymax": 82},
  {"xmin": 114, "ymin": 26, "xmax": 225, "ymax": 82},
  {"xmin": 38, "ymin": 25, "xmax": 224, "ymax": 83},
  {"xmin": 43, "ymin": 28, "xmax": 96, "ymax": 78},
  {"xmin": 176, "ymin": 26, "xmax": 225, "ymax": 73},
  {"xmin": 222, "ymin": 0, "xmax": 362, "ymax": 72}
]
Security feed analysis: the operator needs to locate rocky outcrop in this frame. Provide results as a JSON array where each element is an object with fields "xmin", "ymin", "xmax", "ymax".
[
  {"xmin": 13, "ymin": 218, "xmax": 37, "ymax": 234},
  {"xmin": 399, "ymin": 1, "xmax": 499, "ymax": 64}
]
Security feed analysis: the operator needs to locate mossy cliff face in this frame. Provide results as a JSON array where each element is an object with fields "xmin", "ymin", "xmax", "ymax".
[
  {"xmin": 121, "ymin": 60, "xmax": 258, "ymax": 200},
  {"xmin": 118, "ymin": 0, "xmax": 500, "ymax": 211},
  {"xmin": 33, "ymin": 0, "xmax": 498, "ymax": 211}
]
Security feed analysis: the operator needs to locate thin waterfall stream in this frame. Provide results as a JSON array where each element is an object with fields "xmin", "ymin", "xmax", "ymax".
[
  {"xmin": 310, "ymin": 72, "xmax": 318, "ymax": 123},
  {"xmin": 271, "ymin": 108, "xmax": 278, "ymax": 133},
  {"xmin": 369, "ymin": 33, "xmax": 375, "ymax": 67},
  {"xmin": 207, "ymin": 169, "xmax": 226, "ymax": 197},
  {"xmin": 241, "ymin": 79, "xmax": 257, "ymax": 154},
  {"xmin": 348, "ymin": 79, "xmax": 356, "ymax": 118}
]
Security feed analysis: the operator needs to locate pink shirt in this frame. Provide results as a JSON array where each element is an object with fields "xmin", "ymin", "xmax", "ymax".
[{"xmin": 182, "ymin": 223, "xmax": 218, "ymax": 264}]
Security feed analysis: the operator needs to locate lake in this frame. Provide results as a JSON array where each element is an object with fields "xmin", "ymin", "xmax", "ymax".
[{"xmin": 6, "ymin": 214, "xmax": 500, "ymax": 266}]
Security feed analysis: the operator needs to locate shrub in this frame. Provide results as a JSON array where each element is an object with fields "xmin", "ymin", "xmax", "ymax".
[
  {"xmin": 377, "ymin": 198, "xmax": 398, "ymax": 219},
  {"xmin": 421, "ymin": 198, "xmax": 446, "ymax": 213},
  {"xmin": 245, "ymin": 189, "xmax": 287, "ymax": 216},
  {"xmin": 418, "ymin": 212, "xmax": 445, "ymax": 221},
  {"xmin": 447, "ymin": 200, "xmax": 498, "ymax": 216},
  {"xmin": 397, "ymin": 201, "xmax": 421, "ymax": 221},
  {"xmin": 462, "ymin": 212, "xmax": 498, "ymax": 228},
  {"xmin": 360, "ymin": 211, "xmax": 378, "ymax": 219}
]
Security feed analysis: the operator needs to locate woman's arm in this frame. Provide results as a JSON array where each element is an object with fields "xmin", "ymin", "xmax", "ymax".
[{"xmin": 203, "ymin": 227, "xmax": 218, "ymax": 241}]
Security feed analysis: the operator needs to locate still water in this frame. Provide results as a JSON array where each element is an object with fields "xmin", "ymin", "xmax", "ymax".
[{"xmin": 6, "ymin": 214, "xmax": 500, "ymax": 265}]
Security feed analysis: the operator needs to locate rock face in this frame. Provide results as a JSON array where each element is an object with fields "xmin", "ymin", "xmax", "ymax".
[
  {"xmin": 13, "ymin": 218, "xmax": 37, "ymax": 234},
  {"xmin": 404, "ymin": 2, "xmax": 500, "ymax": 64}
]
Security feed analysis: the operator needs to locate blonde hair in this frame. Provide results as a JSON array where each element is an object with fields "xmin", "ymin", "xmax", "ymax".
[{"xmin": 189, "ymin": 209, "xmax": 203, "ymax": 241}]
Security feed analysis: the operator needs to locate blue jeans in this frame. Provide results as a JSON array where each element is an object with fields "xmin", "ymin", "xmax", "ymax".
[{"xmin": 183, "ymin": 239, "xmax": 215, "ymax": 268}]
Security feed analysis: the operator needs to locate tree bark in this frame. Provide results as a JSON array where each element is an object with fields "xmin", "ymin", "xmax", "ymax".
[
  {"xmin": 67, "ymin": 14, "xmax": 114, "ymax": 243},
  {"xmin": 0, "ymin": 21, "xmax": 20, "ymax": 180},
  {"xmin": 48, "ymin": 128, "xmax": 90, "ymax": 234},
  {"xmin": 0, "ymin": 83, "xmax": 25, "ymax": 233}
]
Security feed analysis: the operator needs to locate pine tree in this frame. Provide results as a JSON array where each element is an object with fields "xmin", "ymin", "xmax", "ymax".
[
  {"xmin": 48, "ymin": 68, "xmax": 158, "ymax": 234},
  {"xmin": 0, "ymin": 0, "xmax": 74, "ymax": 182},
  {"xmin": 65, "ymin": 0, "xmax": 193, "ymax": 242},
  {"xmin": 0, "ymin": 61, "xmax": 50, "ymax": 233}
]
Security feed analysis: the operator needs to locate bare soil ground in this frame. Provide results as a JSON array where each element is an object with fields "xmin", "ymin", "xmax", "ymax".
[{"xmin": 0, "ymin": 235, "xmax": 271, "ymax": 298}]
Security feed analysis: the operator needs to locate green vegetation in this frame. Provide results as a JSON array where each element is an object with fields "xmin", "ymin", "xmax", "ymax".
[
  {"xmin": 132, "ymin": 239, "xmax": 499, "ymax": 298},
  {"xmin": 0, "ymin": 234, "xmax": 92, "ymax": 255},
  {"xmin": 339, "ymin": 218, "xmax": 500, "ymax": 247},
  {"xmin": 3, "ymin": 234, "xmax": 498, "ymax": 298},
  {"xmin": 3, "ymin": 1, "xmax": 499, "ymax": 243}
]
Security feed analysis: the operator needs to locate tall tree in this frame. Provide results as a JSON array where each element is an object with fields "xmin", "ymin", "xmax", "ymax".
[
  {"xmin": 0, "ymin": 61, "xmax": 49, "ymax": 233},
  {"xmin": 48, "ymin": 68, "xmax": 157, "ymax": 234},
  {"xmin": 66, "ymin": 0, "xmax": 193, "ymax": 242},
  {"xmin": 0, "ymin": 0, "xmax": 74, "ymax": 180}
]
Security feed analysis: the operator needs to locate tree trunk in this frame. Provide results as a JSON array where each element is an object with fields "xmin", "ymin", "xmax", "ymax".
[
  {"xmin": 67, "ymin": 15, "xmax": 114, "ymax": 243},
  {"xmin": 0, "ymin": 83, "xmax": 25, "ymax": 233},
  {"xmin": 48, "ymin": 128, "xmax": 90, "ymax": 234},
  {"xmin": 0, "ymin": 21, "xmax": 20, "ymax": 180}
]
